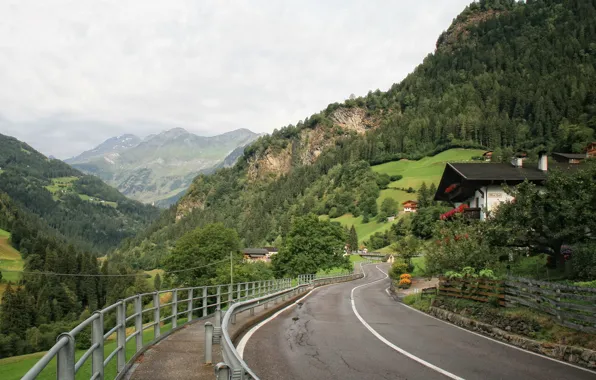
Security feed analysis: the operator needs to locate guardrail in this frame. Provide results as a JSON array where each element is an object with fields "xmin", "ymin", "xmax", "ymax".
[
  {"xmin": 216, "ymin": 271, "xmax": 365, "ymax": 380},
  {"xmin": 22, "ymin": 278, "xmax": 293, "ymax": 380}
]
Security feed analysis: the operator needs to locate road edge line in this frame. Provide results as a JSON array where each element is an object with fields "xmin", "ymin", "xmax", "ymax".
[
  {"xmin": 385, "ymin": 287, "xmax": 596, "ymax": 375},
  {"xmin": 351, "ymin": 265, "xmax": 465, "ymax": 380}
]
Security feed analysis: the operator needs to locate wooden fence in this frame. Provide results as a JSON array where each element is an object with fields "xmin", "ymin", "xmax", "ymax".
[
  {"xmin": 438, "ymin": 277, "xmax": 506, "ymax": 306},
  {"xmin": 438, "ymin": 276, "xmax": 596, "ymax": 334},
  {"xmin": 505, "ymin": 277, "xmax": 596, "ymax": 334}
]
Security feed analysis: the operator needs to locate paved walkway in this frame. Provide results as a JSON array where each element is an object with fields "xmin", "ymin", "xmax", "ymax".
[{"xmin": 126, "ymin": 294, "xmax": 306, "ymax": 380}]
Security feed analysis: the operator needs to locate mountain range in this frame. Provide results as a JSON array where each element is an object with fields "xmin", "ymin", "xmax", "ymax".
[{"xmin": 65, "ymin": 128, "xmax": 260, "ymax": 207}]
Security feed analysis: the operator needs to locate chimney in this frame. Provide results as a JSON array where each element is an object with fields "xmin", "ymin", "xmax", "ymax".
[
  {"xmin": 511, "ymin": 156, "xmax": 523, "ymax": 168},
  {"xmin": 538, "ymin": 151, "xmax": 548, "ymax": 172}
]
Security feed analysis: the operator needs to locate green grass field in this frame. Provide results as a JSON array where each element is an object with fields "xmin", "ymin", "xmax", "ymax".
[
  {"xmin": 0, "ymin": 319, "xmax": 183, "ymax": 380},
  {"xmin": 145, "ymin": 269, "xmax": 165, "ymax": 287},
  {"xmin": 327, "ymin": 149, "xmax": 486, "ymax": 246},
  {"xmin": 331, "ymin": 213, "xmax": 400, "ymax": 244},
  {"xmin": 0, "ymin": 230, "xmax": 23, "ymax": 293},
  {"xmin": 372, "ymin": 149, "xmax": 485, "ymax": 191}
]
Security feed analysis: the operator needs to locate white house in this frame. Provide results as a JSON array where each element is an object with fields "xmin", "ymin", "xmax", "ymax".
[
  {"xmin": 434, "ymin": 152, "xmax": 582, "ymax": 220},
  {"xmin": 402, "ymin": 200, "xmax": 418, "ymax": 213}
]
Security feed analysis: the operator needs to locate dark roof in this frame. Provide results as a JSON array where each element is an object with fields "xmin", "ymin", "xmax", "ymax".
[
  {"xmin": 402, "ymin": 200, "xmax": 417, "ymax": 205},
  {"xmin": 262, "ymin": 246, "xmax": 278, "ymax": 252},
  {"xmin": 552, "ymin": 152, "xmax": 586, "ymax": 160},
  {"xmin": 435, "ymin": 161, "xmax": 583, "ymax": 202},
  {"xmin": 243, "ymin": 248, "xmax": 268, "ymax": 256}
]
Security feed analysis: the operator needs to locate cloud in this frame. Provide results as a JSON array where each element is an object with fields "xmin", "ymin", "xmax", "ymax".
[{"xmin": 0, "ymin": 0, "xmax": 471, "ymax": 158}]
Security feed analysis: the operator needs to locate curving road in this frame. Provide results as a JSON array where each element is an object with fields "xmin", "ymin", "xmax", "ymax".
[{"xmin": 241, "ymin": 264, "xmax": 596, "ymax": 380}]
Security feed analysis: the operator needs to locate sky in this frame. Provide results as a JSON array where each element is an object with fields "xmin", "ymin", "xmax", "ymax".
[{"xmin": 0, "ymin": 0, "xmax": 472, "ymax": 158}]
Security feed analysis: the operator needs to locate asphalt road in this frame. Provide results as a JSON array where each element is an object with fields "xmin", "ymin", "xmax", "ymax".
[{"xmin": 242, "ymin": 264, "xmax": 596, "ymax": 380}]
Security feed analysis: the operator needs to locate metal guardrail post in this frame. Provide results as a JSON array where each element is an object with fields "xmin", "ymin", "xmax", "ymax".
[
  {"xmin": 215, "ymin": 363, "xmax": 231, "ymax": 380},
  {"xmin": 204, "ymin": 322, "xmax": 213, "ymax": 364},
  {"xmin": 228, "ymin": 284, "xmax": 233, "ymax": 307},
  {"xmin": 217, "ymin": 286, "xmax": 222, "ymax": 309},
  {"xmin": 92, "ymin": 311, "xmax": 104, "ymax": 380},
  {"xmin": 231, "ymin": 313, "xmax": 236, "ymax": 325},
  {"xmin": 135, "ymin": 295, "xmax": 143, "ymax": 352},
  {"xmin": 213, "ymin": 309, "xmax": 222, "ymax": 344},
  {"xmin": 252, "ymin": 282, "xmax": 256, "ymax": 297},
  {"xmin": 117, "ymin": 300, "xmax": 126, "ymax": 373},
  {"xmin": 237, "ymin": 283, "xmax": 242, "ymax": 300},
  {"xmin": 257, "ymin": 281, "xmax": 262, "ymax": 297},
  {"xmin": 188, "ymin": 289, "xmax": 194, "ymax": 322},
  {"xmin": 244, "ymin": 283, "xmax": 249, "ymax": 300},
  {"xmin": 172, "ymin": 289, "xmax": 178, "ymax": 329},
  {"xmin": 153, "ymin": 292, "xmax": 161, "ymax": 339},
  {"xmin": 56, "ymin": 333, "xmax": 75, "ymax": 380},
  {"xmin": 203, "ymin": 287, "xmax": 208, "ymax": 317}
]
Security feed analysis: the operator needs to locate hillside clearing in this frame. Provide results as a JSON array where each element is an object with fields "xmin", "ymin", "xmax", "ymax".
[
  {"xmin": 372, "ymin": 149, "xmax": 486, "ymax": 190},
  {"xmin": 0, "ymin": 230, "xmax": 24, "ymax": 299}
]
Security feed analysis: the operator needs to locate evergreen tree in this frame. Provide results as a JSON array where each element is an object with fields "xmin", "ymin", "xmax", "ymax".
[
  {"xmin": 348, "ymin": 225, "xmax": 359, "ymax": 253},
  {"xmin": 154, "ymin": 273, "xmax": 162, "ymax": 291}
]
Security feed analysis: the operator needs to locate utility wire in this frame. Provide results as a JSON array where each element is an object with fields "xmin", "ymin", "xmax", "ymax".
[{"xmin": 0, "ymin": 258, "xmax": 229, "ymax": 277}]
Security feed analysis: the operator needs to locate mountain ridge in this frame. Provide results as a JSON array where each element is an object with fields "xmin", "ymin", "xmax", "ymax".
[{"xmin": 66, "ymin": 128, "xmax": 260, "ymax": 206}]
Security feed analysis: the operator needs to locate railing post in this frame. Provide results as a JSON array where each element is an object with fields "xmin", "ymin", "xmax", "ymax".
[
  {"xmin": 252, "ymin": 282, "xmax": 256, "ymax": 297},
  {"xmin": 188, "ymin": 289, "xmax": 194, "ymax": 322},
  {"xmin": 92, "ymin": 312, "xmax": 104, "ymax": 380},
  {"xmin": 135, "ymin": 295, "xmax": 143, "ymax": 352},
  {"xmin": 237, "ymin": 283, "xmax": 242, "ymax": 300},
  {"xmin": 204, "ymin": 322, "xmax": 213, "ymax": 364},
  {"xmin": 213, "ymin": 309, "xmax": 222, "ymax": 344},
  {"xmin": 172, "ymin": 289, "xmax": 178, "ymax": 329},
  {"xmin": 228, "ymin": 284, "xmax": 233, "ymax": 307},
  {"xmin": 153, "ymin": 292, "xmax": 161, "ymax": 339},
  {"xmin": 215, "ymin": 363, "xmax": 231, "ymax": 380},
  {"xmin": 244, "ymin": 283, "xmax": 249, "ymax": 299},
  {"xmin": 117, "ymin": 300, "xmax": 126, "ymax": 373},
  {"xmin": 56, "ymin": 333, "xmax": 75, "ymax": 380},
  {"xmin": 217, "ymin": 286, "xmax": 222, "ymax": 309},
  {"xmin": 202, "ymin": 287, "xmax": 208, "ymax": 317},
  {"xmin": 258, "ymin": 281, "xmax": 262, "ymax": 297}
]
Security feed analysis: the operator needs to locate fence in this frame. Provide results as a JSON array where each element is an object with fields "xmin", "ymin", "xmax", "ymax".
[
  {"xmin": 437, "ymin": 276, "xmax": 596, "ymax": 333},
  {"xmin": 21, "ymin": 278, "xmax": 294, "ymax": 380},
  {"xmin": 217, "ymin": 271, "xmax": 365, "ymax": 380},
  {"xmin": 438, "ymin": 277, "xmax": 506, "ymax": 306},
  {"xmin": 505, "ymin": 277, "xmax": 596, "ymax": 334},
  {"xmin": 21, "ymin": 261, "xmax": 374, "ymax": 380}
]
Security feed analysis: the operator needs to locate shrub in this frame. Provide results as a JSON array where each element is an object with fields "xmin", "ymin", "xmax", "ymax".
[
  {"xmin": 398, "ymin": 278, "xmax": 412, "ymax": 288},
  {"xmin": 570, "ymin": 243, "xmax": 596, "ymax": 280},
  {"xmin": 400, "ymin": 273, "xmax": 412, "ymax": 280},
  {"xmin": 389, "ymin": 260, "xmax": 409, "ymax": 279}
]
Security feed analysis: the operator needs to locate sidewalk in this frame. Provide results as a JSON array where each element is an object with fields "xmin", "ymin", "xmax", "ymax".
[{"xmin": 126, "ymin": 293, "xmax": 305, "ymax": 380}]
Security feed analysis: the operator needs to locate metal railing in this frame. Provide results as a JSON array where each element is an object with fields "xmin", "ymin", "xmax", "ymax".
[
  {"xmin": 21, "ymin": 278, "xmax": 293, "ymax": 380},
  {"xmin": 216, "ymin": 270, "xmax": 366, "ymax": 380}
]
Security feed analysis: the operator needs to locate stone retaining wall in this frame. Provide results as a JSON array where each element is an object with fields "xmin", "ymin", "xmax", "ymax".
[{"xmin": 428, "ymin": 306, "xmax": 596, "ymax": 370}]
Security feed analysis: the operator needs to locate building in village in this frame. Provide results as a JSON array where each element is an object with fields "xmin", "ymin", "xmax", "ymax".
[
  {"xmin": 402, "ymin": 200, "xmax": 418, "ymax": 213},
  {"xmin": 434, "ymin": 151, "xmax": 585, "ymax": 221},
  {"xmin": 586, "ymin": 142, "xmax": 596, "ymax": 157},
  {"xmin": 243, "ymin": 248, "xmax": 269, "ymax": 262},
  {"xmin": 242, "ymin": 247, "xmax": 278, "ymax": 262}
]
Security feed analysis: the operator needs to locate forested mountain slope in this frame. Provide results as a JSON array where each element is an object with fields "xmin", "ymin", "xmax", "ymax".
[
  {"xmin": 0, "ymin": 133, "xmax": 159, "ymax": 252},
  {"xmin": 117, "ymin": 0, "xmax": 596, "ymax": 269}
]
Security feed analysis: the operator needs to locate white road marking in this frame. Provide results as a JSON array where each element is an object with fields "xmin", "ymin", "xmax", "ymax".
[
  {"xmin": 379, "ymin": 279, "xmax": 596, "ymax": 376},
  {"xmin": 350, "ymin": 265, "xmax": 465, "ymax": 380}
]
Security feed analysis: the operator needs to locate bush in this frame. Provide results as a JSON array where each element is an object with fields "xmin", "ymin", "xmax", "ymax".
[
  {"xmin": 400, "ymin": 273, "xmax": 412, "ymax": 280},
  {"xmin": 398, "ymin": 278, "xmax": 412, "ymax": 288},
  {"xmin": 390, "ymin": 175, "xmax": 403, "ymax": 182},
  {"xmin": 570, "ymin": 243, "xmax": 596, "ymax": 280},
  {"xmin": 389, "ymin": 260, "xmax": 409, "ymax": 279}
]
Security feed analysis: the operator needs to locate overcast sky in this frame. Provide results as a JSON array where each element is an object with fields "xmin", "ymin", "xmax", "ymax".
[{"xmin": 0, "ymin": 0, "xmax": 472, "ymax": 158}]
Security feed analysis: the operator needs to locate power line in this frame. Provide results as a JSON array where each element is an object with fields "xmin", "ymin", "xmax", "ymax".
[{"xmin": 0, "ymin": 258, "xmax": 229, "ymax": 277}]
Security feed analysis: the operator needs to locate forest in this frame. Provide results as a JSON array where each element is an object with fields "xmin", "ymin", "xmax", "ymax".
[
  {"xmin": 117, "ymin": 0, "xmax": 596, "ymax": 268},
  {"xmin": 0, "ymin": 134, "xmax": 160, "ymax": 252}
]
